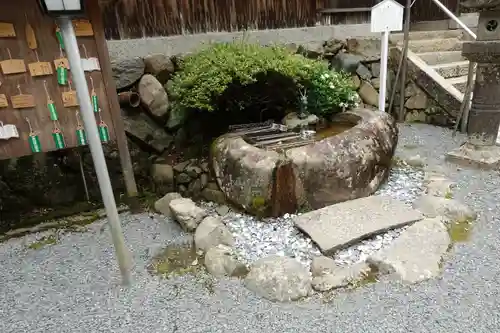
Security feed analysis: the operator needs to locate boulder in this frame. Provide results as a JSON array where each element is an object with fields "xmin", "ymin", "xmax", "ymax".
[
  {"xmin": 211, "ymin": 136, "xmax": 281, "ymax": 216},
  {"xmin": 351, "ymin": 75, "xmax": 361, "ymax": 89},
  {"xmin": 312, "ymin": 262, "xmax": 371, "ymax": 292},
  {"xmin": 111, "ymin": 57, "xmax": 145, "ymax": 90},
  {"xmin": 122, "ymin": 112, "xmax": 173, "ymax": 153},
  {"xmin": 356, "ymin": 64, "xmax": 372, "ymax": 81},
  {"xmin": 331, "ymin": 52, "xmax": 364, "ymax": 74},
  {"xmin": 424, "ymin": 174, "xmax": 455, "ymax": 197},
  {"xmin": 204, "ymin": 245, "xmax": 248, "ymax": 277},
  {"xmin": 358, "ymin": 81, "xmax": 379, "ymax": 107},
  {"xmin": 212, "ymin": 109, "xmax": 398, "ymax": 216},
  {"xmin": 201, "ymin": 188, "xmax": 227, "ymax": 205},
  {"xmin": 371, "ymin": 62, "xmax": 381, "ymax": 77},
  {"xmin": 282, "ymin": 112, "xmax": 319, "ymax": 130},
  {"xmin": 345, "ymin": 38, "xmax": 381, "ymax": 62},
  {"xmin": 323, "ymin": 39, "xmax": 345, "ymax": 56},
  {"xmin": 188, "ymin": 178, "xmax": 203, "ymax": 197},
  {"xmin": 405, "ymin": 93, "xmax": 428, "ymax": 110},
  {"xmin": 413, "ymin": 195, "xmax": 477, "ymax": 222},
  {"xmin": 367, "ymin": 217, "xmax": 450, "ymax": 283},
  {"xmin": 165, "ymin": 106, "xmax": 188, "ymax": 130},
  {"xmin": 151, "ymin": 163, "xmax": 174, "ymax": 185},
  {"xmin": 371, "ymin": 77, "xmax": 380, "ymax": 90},
  {"xmin": 138, "ymin": 74, "xmax": 170, "ymax": 119},
  {"xmin": 144, "ymin": 54, "xmax": 175, "ymax": 84},
  {"xmin": 175, "ymin": 172, "xmax": 191, "ymax": 184},
  {"xmin": 244, "ymin": 256, "xmax": 312, "ymax": 302},
  {"xmin": 215, "ymin": 205, "xmax": 230, "ymax": 216},
  {"xmin": 404, "ymin": 154, "xmax": 425, "ymax": 167},
  {"xmin": 169, "ymin": 198, "xmax": 207, "ymax": 231},
  {"xmin": 311, "ymin": 255, "xmax": 338, "ymax": 277},
  {"xmin": 154, "ymin": 192, "xmax": 182, "ymax": 217},
  {"xmin": 297, "ymin": 42, "xmax": 324, "ymax": 59},
  {"xmin": 194, "ymin": 216, "xmax": 234, "ymax": 252}
]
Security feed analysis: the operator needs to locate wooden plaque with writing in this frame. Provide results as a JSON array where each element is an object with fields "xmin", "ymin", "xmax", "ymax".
[
  {"xmin": 54, "ymin": 57, "xmax": 70, "ymax": 69},
  {"xmin": 73, "ymin": 19, "xmax": 94, "ymax": 36},
  {"xmin": 11, "ymin": 94, "xmax": 35, "ymax": 109},
  {"xmin": 28, "ymin": 61, "xmax": 53, "ymax": 76},
  {"xmin": 62, "ymin": 90, "xmax": 79, "ymax": 107},
  {"xmin": 0, "ymin": 94, "xmax": 8, "ymax": 107},
  {"xmin": 0, "ymin": 22, "xmax": 15, "ymax": 37},
  {"xmin": 0, "ymin": 59, "xmax": 26, "ymax": 74}
]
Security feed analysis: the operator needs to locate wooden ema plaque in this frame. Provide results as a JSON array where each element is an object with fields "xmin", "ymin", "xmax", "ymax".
[
  {"xmin": 73, "ymin": 20, "xmax": 94, "ymax": 36},
  {"xmin": 62, "ymin": 90, "xmax": 78, "ymax": 107},
  {"xmin": 0, "ymin": 22, "xmax": 15, "ymax": 37},
  {"xmin": 0, "ymin": 59, "xmax": 26, "ymax": 75},
  {"xmin": 11, "ymin": 94, "xmax": 35, "ymax": 109},
  {"xmin": 54, "ymin": 57, "xmax": 69, "ymax": 69},
  {"xmin": 28, "ymin": 61, "xmax": 53, "ymax": 76},
  {"xmin": 0, "ymin": 94, "xmax": 7, "ymax": 107}
]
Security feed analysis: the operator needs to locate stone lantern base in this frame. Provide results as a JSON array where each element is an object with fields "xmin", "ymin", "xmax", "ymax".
[{"xmin": 446, "ymin": 142, "xmax": 500, "ymax": 169}]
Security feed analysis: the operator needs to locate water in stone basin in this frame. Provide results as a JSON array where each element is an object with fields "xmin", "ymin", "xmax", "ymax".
[
  {"xmin": 314, "ymin": 122, "xmax": 354, "ymax": 141},
  {"xmin": 202, "ymin": 164, "xmax": 425, "ymax": 268}
]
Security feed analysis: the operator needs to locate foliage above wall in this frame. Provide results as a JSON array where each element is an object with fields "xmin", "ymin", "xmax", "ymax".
[{"xmin": 169, "ymin": 41, "xmax": 357, "ymax": 120}]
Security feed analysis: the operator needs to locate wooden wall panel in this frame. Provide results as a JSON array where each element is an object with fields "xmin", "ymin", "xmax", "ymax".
[{"xmin": 0, "ymin": 0, "xmax": 115, "ymax": 159}]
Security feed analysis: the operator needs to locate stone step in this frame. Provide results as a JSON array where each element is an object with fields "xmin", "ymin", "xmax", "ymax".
[
  {"xmin": 390, "ymin": 29, "xmax": 464, "ymax": 43},
  {"xmin": 430, "ymin": 60, "xmax": 470, "ymax": 79},
  {"xmin": 447, "ymin": 75, "xmax": 474, "ymax": 93},
  {"xmin": 403, "ymin": 38, "xmax": 463, "ymax": 53},
  {"xmin": 416, "ymin": 51, "xmax": 465, "ymax": 65},
  {"xmin": 293, "ymin": 195, "xmax": 423, "ymax": 255}
]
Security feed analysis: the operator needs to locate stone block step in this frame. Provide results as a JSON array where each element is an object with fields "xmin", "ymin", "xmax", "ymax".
[
  {"xmin": 430, "ymin": 60, "xmax": 470, "ymax": 79},
  {"xmin": 403, "ymin": 38, "xmax": 462, "ymax": 53},
  {"xmin": 416, "ymin": 51, "xmax": 465, "ymax": 65},
  {"xmin": 390, "ymin": 29, "xmax": 464, "ymax": 43},
  {"xmin": 447, "ymin": 75, "xmax": 474, "ymax": 93},
  {"xmin": 367, "ymin": 217, "xmax": 450, "ymax": 283},
  {"xmin": 293, "ymin": 195, "xmax": 423, "ymax": 255}
]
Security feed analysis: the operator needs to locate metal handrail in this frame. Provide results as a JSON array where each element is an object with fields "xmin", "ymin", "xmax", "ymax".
[
  {"xmin": 430, "ymin": 0, "xmax": 476, "ymax": 133},
  {"xmin": 430, "ymin": 0, "xmax": 476, "ymax": 39}
]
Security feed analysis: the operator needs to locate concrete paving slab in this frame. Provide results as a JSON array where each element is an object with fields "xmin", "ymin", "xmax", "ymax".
[
  {"xmin": 293, "ymin": 195, "xmax": 423, "ymax": 255},
  {"xmin": 367, "ymin": 217, "xmax": 450, "ymax": 283}
]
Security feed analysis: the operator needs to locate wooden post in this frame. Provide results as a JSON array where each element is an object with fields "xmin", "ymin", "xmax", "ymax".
[{"xmin": 87, "ymin": 0, "xmax": 140, "ymax": 209}]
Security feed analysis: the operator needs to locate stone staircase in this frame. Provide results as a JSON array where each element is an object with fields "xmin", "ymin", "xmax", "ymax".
[{"xmin": 389, "ymin": 29, "xmax": 475, "ymax": 122}]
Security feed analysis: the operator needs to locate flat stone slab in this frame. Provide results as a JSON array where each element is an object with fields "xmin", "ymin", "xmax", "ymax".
[
  {"xmin": 367, "ymin": 217, "xmax": 450, "ymax": 283},
  {"xmin": 293, "ymin": 195, "xmax": 423, "ymax": 254},
  {"xmin": 446, "ymin": 143, "xmax": 500, "ymax": 170}
]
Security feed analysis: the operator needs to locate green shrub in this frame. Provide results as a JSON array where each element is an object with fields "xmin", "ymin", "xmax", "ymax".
[{"xmin": 169, "ymin": 41, "xmax": 358, "ymax": 117}]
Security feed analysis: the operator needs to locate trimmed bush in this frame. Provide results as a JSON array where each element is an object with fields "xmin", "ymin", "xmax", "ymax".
[{"xmin": 170, "ymin": 41, "xmax": 358, "ymax": 118}]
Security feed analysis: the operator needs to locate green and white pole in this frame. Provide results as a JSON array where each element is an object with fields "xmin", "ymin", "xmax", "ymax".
[{"xmin": 58, "ymin": 16, "xmax": 132, "ymax": 286}]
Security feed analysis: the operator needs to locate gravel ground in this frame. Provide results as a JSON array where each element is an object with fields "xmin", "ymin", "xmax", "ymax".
[{"xmin": 2, "ymin": 123, "xmax": 500, "ymax": 333}]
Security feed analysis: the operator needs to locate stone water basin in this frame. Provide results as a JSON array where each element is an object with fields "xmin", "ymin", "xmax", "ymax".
[{"xmin": 210, "ymin": 108, "xmax": 398, "ymax": 217}]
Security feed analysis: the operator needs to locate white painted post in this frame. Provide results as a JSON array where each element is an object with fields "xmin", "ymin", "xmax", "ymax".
[
  {"xmin": 58, "ymin": 17, "xmax": 133, "ymax": 286},
  {"xmin": 371, "ymin": 0, "xmax": 404, "ymax": 112},
  {"xmin": 379, "ymin": 31, "xmax": 390, "ymax": 112}
]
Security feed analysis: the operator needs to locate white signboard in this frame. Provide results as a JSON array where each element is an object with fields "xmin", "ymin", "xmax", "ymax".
[
  {"xmin": 370, "ymin": 0, "xmax": 404, "ymax": 33},
  {"xmin": 370, "ymin": 0, "xmax": 404, "ymax": 112}
]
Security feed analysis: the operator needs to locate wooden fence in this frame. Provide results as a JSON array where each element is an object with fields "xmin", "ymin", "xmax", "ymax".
[{"xmin": 99, "ymin": 0, "xmax": 460, "ymax": 40}]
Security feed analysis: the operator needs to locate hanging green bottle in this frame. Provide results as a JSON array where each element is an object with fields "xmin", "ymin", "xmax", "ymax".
[
  {"xmin": 52, "ymin": 130, "xmax": 65, "ymax": 149},
  {"xmin": 91, "ymin": 94, "xmax": 99, "ymax": 113},
  {"xmin": 57, "ymin": 66, "xmax": 68, "ymax": 85},
  {"xmin": 28, "ymin": 134, "xmax": 42, "ymax": 153},
  {"xmin": 48, "ymin": 102, "xmax": 58, "ymax": 121},
  {"xmin": 76, "ymin": 127, "xmax": 87, "ymax": 146},
  {"xmin": 98, "ymin": 122, "xmax": 109, "ymax": 142},
  {"xmin": 56, "ymin": 27, "xmax": 65, "ymax": 50}
]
